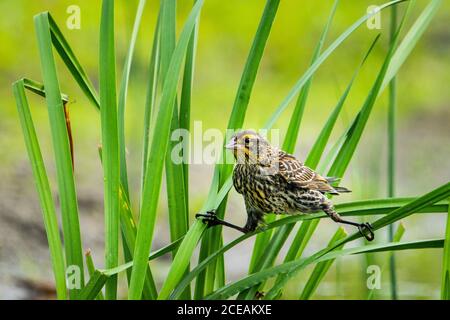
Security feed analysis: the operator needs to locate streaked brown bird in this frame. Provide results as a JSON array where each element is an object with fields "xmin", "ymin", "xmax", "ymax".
[{"xmin": 197, "ymin": 130, "xmax": 374, "ymax": 241}]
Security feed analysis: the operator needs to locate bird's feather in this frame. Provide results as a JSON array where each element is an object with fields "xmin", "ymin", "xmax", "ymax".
[{"xmin": 275, "ymin": 151, "xmax": 340, "ymax": 194}]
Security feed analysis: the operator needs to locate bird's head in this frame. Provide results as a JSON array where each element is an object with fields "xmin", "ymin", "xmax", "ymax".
[{"xmin": 225, "ymin": 130, "xmax": 274, "ymax": 165}]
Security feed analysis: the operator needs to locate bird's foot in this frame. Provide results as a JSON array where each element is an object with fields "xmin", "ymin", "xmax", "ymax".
[{"xmin": 358, "ymin": 222, "xmax": 375, "ymax": 241}]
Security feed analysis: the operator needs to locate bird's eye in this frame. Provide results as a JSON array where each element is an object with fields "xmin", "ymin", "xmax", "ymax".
[{"xmin": 244, "ymin": 137, "xmax": 250, "ymax": 144}]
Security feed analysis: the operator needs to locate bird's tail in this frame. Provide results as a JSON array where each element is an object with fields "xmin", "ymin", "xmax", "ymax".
[
  {"xmin": 332, "ymin": 186, "xmax": 351, "ymax": 193},
  {"xmin": 325, "ymin": 177, "xmax": 351, "ymax": 194}
]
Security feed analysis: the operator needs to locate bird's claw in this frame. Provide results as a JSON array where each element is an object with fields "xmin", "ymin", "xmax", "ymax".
[
  {"xmin": 195, "ymin": 211, "xmax": 218, "ymax": 227},
  {"xmin": 358, "ymin": 222, "xmax": 375, "ymax": 241}
]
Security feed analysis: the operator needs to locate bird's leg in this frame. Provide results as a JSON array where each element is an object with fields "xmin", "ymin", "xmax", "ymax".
[
  {"xmin": 196, "ymin": 211, "xmax": 249, "ymax": 233},
  {"xmin": 322, "ymin": 205, "xmax": 375, "ymax": 241}
]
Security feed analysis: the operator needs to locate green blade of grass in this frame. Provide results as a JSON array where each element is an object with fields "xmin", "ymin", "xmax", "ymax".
[
  {"xmin": 242, "ymin": 1, "xmax": 338, "ymax": 299},
  {"xmin": 196, "ymin": 0, "xmax": 281, "ymax": 298},
  {"xmin": 264, "ymin": 0, "xmax": 406, "ymax": 130},
  {"xmin": 22, "ymin": 78, "xmax": 69, "ymax": 103},
  {"xmin": 300, "ymin": 227, "xmax": 347, "ymax": 300},
  {"xmin": 170, "ymin": 194, "xmax": 448, "ymax": 299},
  {"xmin": 205, "ymin": 237, "xmax": 444, "ymax": 300},
  {"xmin": 243, "ymin": 34, "xmax": 380, "ymax": 300},
  {"xmin": 34, "ymin": 12, "xmax": 84, "ymax": 299},
  {"xmin": 270, "ymin": 34, "xmax": 381, "ymax": 294},
  {"xmin": 13, "ymin": 80, "xmax": 67, "ymax": 300},
  {"xmin": 85, "ymin": 249, "xmax": 105, "ymax": 300},
  {"xmin": 380, "ymin": 0, "xmax": 441, "ymax": 92},
  {"xmin": 160, "ymin": 0, "xmax": 192, "ymax": 300},
  {"xmin": 441, "ymin": 198, "xmax": 450, "ymax": 299},
  {"xmin": 160, "ymin": 0, "xmax": 189, "ymax": 250},
  {"xmin": 47, "ymin": 14, "xmax": 100, "ymax": 109},
  {"xmin": 98, "ymin": 146, "xmax": 158, "ymax": 299},
  {"xmin": 264, "ymin": 182, "xmax": 450, "ymax": 299},
  {"xmin": 282, "ymin": 0, "xmax": 338, "ymax": 154},
  {"xmin": 179, "ymin": 0, "xmax": 199, "ymax": 211},
  {"xmin": 367, "ymin": 222, "xmax": 405, "ymax": 300},
  {"xmin": 274, "ymin": 9, "xmax": 417, "ymax": 293},
  {"xmin": 78, "ymin": 235, "xmax": 183, "ymax": 300},
  {"xmin": 387, "ymin": 4, "xmax": 399, "ymax": 300},
  {"xmin": 118, "ymin": 0, "xmax": 146, "ymax": 198},
  {"xmin": 99, "ymin": 0, "xmax": 120, "ymax": 299},
  {"xmin": 141, "ymin": 9, "xmax": 161, "ymax": 192},
  {"xmin": 128, "ymin": 0, "xmax": 205, "ymax": 299},
  {"xmin": 114, "ymin": 0, "xmax": 159, "ymax": 299},
  {"xmin": 164, "ymin": 0, "xmax": 405, "ymax": 300}
]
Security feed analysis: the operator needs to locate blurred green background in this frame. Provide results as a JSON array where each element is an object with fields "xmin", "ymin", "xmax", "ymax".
[{"xmin": 0, "ymin": 0, "xmax": 449, "ymax": 299}]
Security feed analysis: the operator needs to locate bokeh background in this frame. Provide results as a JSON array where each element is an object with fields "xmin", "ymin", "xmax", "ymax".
[{"xmin": 0, "ymin": 0, "xmax": 449, "ymax": 299}]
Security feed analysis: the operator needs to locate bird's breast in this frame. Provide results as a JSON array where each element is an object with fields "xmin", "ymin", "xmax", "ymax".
[{"xmin": 233, "ymin": 164, "xmax": 289, "ymax": 213}]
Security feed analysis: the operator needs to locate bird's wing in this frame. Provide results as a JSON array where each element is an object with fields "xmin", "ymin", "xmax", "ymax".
[{"xmin": 276, "ymin": 152, "xmax": 336, "ymax": 193}]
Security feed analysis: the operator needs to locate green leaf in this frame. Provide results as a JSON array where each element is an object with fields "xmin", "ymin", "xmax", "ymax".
[
  {"xmin": 263, "ymin": 0, "xmax": 406, "ymax": 130},
  {"xmin": 244, "ymin": 1, "xmax": 338, "ymax": 299},
  {"xmin": 141, "ymin": 9, "xmax": 161, "ymax": 191},
  {"xmin": 265, "ymin": 182, "xmax": 450, "ymax": 298},
  {"xmin": 205, "ymin": 238, "xmax": 444, "ymax": 300},
  {"xmin": 251, "ymin": 33, "xmax": 380, "ymax": 298},
  {"xmin": 198, "ymin": 0, "xmax": 281, "ymax": 298},
  {"xmin": 170, "ymin": 194, "xmax": 448, "ymax": 299},
  {"xmin": 380, "ymin": 0, "xmax": 441, "ymax": 92},
  {"xmin": 13, "ymin": 80, "xmax": 67, "ymax": 300},
  {"xmin": 300, "ymin": 227, "xmax": 347, "ymax": 300},
  {"xmin": 47, "ymin": 14, "xmax": 100, "ymax": 109},
  {"xmin": 22, "ymin": 78, "xmax": 69, "ymax": 103},
  {"xmin": 85, "ymin": 249, "xmax": 104, "ymax": 300},
  {"xmin": 78, "ymin": 236, "xmax": 183, "ymax": 300},
  {"xmin": 118, "ymin": 0, "xmax": 146, "ymax": 198},
  {"xmin": 367, "ymin": 222, "xmax": 405, "ymax": 300},
  {"xmin": 441, "ymin": 198, "xmax": 450, "ymax": 299},
  {"xmin": 128, "ymin": 0, "xmax": 205, "ymax": 299},
  {"xmin": 34, "ymin": 12, "xmax": 85, "ymax": 299}
]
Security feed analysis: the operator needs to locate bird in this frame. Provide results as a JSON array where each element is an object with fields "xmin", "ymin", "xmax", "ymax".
[{"xmin": 196, "ymin": 130, "xmax": 374, "ymax": 241}]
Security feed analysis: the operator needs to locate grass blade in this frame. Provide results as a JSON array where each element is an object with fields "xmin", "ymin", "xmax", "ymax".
[
  {"xmin": 85, "ymin": 249, "xmax": 105, "ymax": 300},
  {"xmin": 199, "ymin": 0, "xmax": 281, "ymax": 297},
  {"xmin": 367, "ymin": 222, "xmax": 405, "ymax": 299},
  {"xmin": 13, "ymin": 80, "xmax": 67, "ymax": 300},
  {"xmin": 118, "ymin": 0, "xmax": 146, "ymax": 197},
  {"xmin": 441, "ymin": 198, "xmax": 450, "ymax": 299},
  {"xmin": 48, "ymin": 14, "xmax": 100, "ymax": 109},
  {"xmin": 128, "ymin": 0, "xmax": 205, "ymax": 299},
  {"xmin": 247, "ymin": 34, "xmax": 380, "ymax": 298},
  {"xmin": 34, "ymin": 12, "xmax": 84, "ymax": 299},
  {"xmin": 141, "ymin": 9, "xmax": 161, "ymax": 192},
  {"xmin": 161, "ymin": 0, "xmax": 405, "ymax": 300},
  {"xmin": 264, "ymin": 0, "xmax": 406, "ymax": 130},
  {"xmin": 160, "ymin": 0, "xmax": 192, "ymax": 299},
  {"xmin": 206, "ymin": 238, "xmax": 444, "ymax": 300},
  {"xmin": 387, "ymin": 4, "xmax": 399, "ymax": 300},
  {"xmin": 170, "ymin": 194, "xmax": 448, "ymax": 299},
  {"xmin": 380, "ymin": 0, "xmax": 441, "ymax": 92},
  {"xmin": 299, "ymin": 227, "xmax": 347, "ymax": 300},
  {"xmin": 265, "ymin": 182, "xmax": 450, "ymax": 298},
  {"xmin": 22, "ymin": 78, "xmax": 69, "ymax": 103},
  {"xmin": 242, "ymin": 2, "xmax": 338, "ymax": 298}
]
